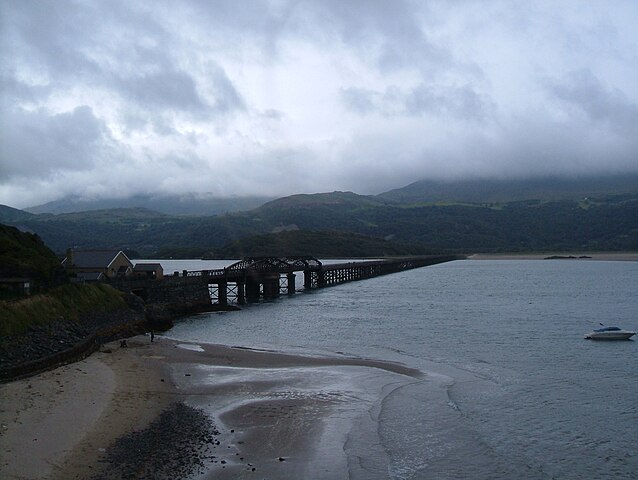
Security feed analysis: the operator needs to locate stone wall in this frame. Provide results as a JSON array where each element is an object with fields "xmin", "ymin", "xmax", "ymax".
[
  {"xmin": 146, "ymin": 280, "xmax": 212, "ymax": 307},
  {"xmin": 0, "ymin": 304, "xmax": 146, "ymax": 381}
]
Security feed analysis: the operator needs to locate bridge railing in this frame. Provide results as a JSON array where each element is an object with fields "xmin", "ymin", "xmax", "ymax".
[
  {"xmin": 184, "ymin": 269, "xmax": 226, "ymax": 278},
  {"xmin": 108, "ymin": 255, "xmax": 463, "ymax": 291},
  {"xmin": 162, "ymin": 256, "xmax": 461, "ymax": 279}
]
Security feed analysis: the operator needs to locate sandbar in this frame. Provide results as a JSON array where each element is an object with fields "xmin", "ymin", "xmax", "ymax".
[
  {"xmin": 0, "ymin": 336, "xmax": 422, "ymax": 479},
  {"xmin": 468, "ymin": 252, "xmax": 638, "ymax": 261}
]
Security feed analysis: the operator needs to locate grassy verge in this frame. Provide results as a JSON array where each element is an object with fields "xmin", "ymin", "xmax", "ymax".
[{"xmin": 0, "ymin": 283, "xmax": 128, "ymax": 337}]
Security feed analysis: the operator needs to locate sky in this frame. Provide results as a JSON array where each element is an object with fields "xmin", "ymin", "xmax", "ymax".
[{"xmin": 1, "ymin": 0, "xmax": 637, "ymax": 208}]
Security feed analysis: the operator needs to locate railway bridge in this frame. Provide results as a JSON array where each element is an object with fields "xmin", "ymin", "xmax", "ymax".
[{"xmin": 109, "ymin": 255, "xmax": 462, "ymax": 316}]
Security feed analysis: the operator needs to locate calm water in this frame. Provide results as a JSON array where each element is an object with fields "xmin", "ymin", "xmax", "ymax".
[{"xmin": 159, "ymin": 259, "xmax": 638, "ymax": 479}]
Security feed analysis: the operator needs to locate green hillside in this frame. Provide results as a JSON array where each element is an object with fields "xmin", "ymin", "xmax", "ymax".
[
  {"xmin": 379, "ymin": 175, "xmax": 638, "ymax": 204},
  {"xmin": 258, "ymin": 191, "xmax": 393, "ymax": 211},
  {"xmin": 0, "ymin": 283, "xmax": 126, "ymax": 336},
  {"xmin": 2, "ymin": 179, "xmax": 637, "ymax": 257},
  {"xmin": 0, "ymin": 205, "xmax": 35, "ymax": 223},
  {"xmin": 26, "ymin": 193, "xmax": 273, "ymax": 216},
  {"xmin": 211, "ymin": 230, "xmax": 428, "ymax": 258},
  {"xmin": 0, "ymin": 224, "xmax": 63, "ymax": 289}
]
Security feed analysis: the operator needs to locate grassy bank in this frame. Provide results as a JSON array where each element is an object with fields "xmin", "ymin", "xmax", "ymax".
[{"xmin": 0, "ymin": 283, "xmax": 128, "ymax": 337}]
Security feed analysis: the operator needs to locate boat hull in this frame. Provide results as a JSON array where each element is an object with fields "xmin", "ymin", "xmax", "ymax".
[{"xmin": 584, "ymin": 331, "xmax": 636, "ymax": 340}]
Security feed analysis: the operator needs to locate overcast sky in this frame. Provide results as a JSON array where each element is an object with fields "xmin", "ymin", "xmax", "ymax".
[{"xmin": 1, "ymin": 0, "xmax": 637, "ymax": 208}]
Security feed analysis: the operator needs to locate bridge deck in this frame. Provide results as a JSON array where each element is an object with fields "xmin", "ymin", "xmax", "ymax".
[{"xmin": 109, "ymin": 255, "xmax": 463, "ymax": 309}]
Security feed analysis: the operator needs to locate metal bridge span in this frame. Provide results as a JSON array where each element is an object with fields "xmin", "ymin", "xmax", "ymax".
[{"xmin": 111, "ymin": 255, "xmax": 462, "ymax": 309}]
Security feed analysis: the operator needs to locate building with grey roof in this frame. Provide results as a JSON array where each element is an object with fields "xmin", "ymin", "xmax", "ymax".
[{"xmin": 62, "ymin": 249, "xmax": 133, "ymax": 280}]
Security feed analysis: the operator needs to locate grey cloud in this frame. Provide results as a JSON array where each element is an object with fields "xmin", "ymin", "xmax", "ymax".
[
  {"xmin": 115, "ymin": 69, "xmax": 207, "ymax": 112},
  {"xmin": 120, "ymin": 112, "xmax": 178, "ymax": 137},
  {"xmin": 443, "ymin": 115, "xmax": 638, "ymax": 180},
  {"xmin": 546, "ymin": 69, "xmax": 638, "ymax": 133},
  {"xmin": 185, "ymin": 1, "xmax": 457, "ymax": 75},
  {"xmin": 2, "ymin": 1, "xmax": 243, "ymax": 115},
  {"xmin": 1, "ymin": 1, "xmax": 102, "ymax": 79},
  {"xmin": 0, "ymin": 76, "xmax": 53, "ymax": 105},
  {"xmin": 307, "ymin": 0, "xmax": 451, "ymax": 74},
  {"xmin": 340, "ymin": 87, "xmax": 378, "ymax": 115},
  {"xmin": 206, "ymin": 63, "xmax": 246, "ymax": 113},
  {"xmin": 0, "ymin": 106, "xmax": 107, "ymax": 180},
  {"xmin": 1, "ymin": 0, "xmax": 638, "ymax": 208},
  {"xmin": 406, "ymin": 84, "xmax": 494, "ymax": 120},
  {"xmin": 341, "ymin": 83, "xmax": 494, "ymax": 121},
  {"xmin": 186, "ymin": 0, "xmax": 290, "ymax": 48},
  {"xmin": 114, "ymin": 64, "xmax": 246, "ymax": 136},
  {"xmin": 260, "ymin": 109, "xmax": 285, "ymax": 120}
]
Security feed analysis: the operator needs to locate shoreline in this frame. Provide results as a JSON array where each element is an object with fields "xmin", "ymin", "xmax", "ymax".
[
  {"xmin": 467, "ymin": 252, "xmax": 638, "ymax": 261},
  {"xmin": 0, "ymin": 336, "xmax": 421, "ymax": 479},
  {"xmin": 0, "ymin": 336, "xmax": 174, "ymax": 480}
]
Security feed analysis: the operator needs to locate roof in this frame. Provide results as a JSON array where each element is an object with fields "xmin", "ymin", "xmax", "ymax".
[
  {"xmin": 65, "ymin": 250, "xmax": 131, "ymax": 269},
  {"xmin": 134, "ymin": 263, "xmax": 163, "ymax": 271}
]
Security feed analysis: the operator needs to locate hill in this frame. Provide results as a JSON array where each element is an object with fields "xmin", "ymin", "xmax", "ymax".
[
  {"xmin": 258, "ymin": 191, "xmax": 393, "ymax": 210},
  {"xmin": 244, "ymin": 192, "xmax": 638, "ymax": 253},
  {"xmin": 379, "ymin": 175, "xmax": 638, "ymax": 204},
  {"xmin": 0, "ymin": 204, "xmax": 36, "ymax": 223},
  {"xmin": 211, "ymin": 230, "xmax": 427, "ymax": 258},
  {"xmin": 0, "ymin": 224, "xmax": 64, "ymax": 291},
  {"xmin": 26, "ymin": 193, "xmax": 273, "ymax": 216},
  {"xmin": 2, "ymin": 176, "xmax": 637, "ymax": 257}
]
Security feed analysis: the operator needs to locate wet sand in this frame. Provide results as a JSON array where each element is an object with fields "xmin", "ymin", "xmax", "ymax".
[
  {"xmin": 0, "ymin": 336, "xmax": 422, "ymax": 479},
  {"xmin": 1, "ymin": 337, "xmax": 173, "ymax": 479}
]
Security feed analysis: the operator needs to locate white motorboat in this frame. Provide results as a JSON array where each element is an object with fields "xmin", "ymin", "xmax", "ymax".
[{"xmin": 584, "ymin": 326, "xmax": 636, "ymax": 340}]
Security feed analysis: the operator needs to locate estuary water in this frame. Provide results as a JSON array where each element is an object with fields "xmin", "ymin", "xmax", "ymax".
[{"xmin": 154, "ymin": 259, "xmax": 638, "ymax": 479}]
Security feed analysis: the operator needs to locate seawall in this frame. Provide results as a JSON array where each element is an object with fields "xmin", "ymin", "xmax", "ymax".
[{"xmin": 0, "ymin": 291, "xmax": 147, "ymax": 382}]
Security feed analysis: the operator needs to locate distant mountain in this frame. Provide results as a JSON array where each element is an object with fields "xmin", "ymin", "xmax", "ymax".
[
  {"xmin": 258, "ymin": 191, "xmax": 393, "ymax": 210},
  {"xmin": 250, "ymin": 191, "xmax": 638, "ymax": 253},
  {"xmin": 2, "ymin": 176, "xmax": 637, "ymax": 257},
  {"xmin": 0, "ymin": 204, "xmax": 36, "ymax": 223},
  {"xmin": 50, "ymin": 207, "xmax": 167, "ymax": 222},
  {"xmin": 26, "ymin": 193, "xmax": 274, "ymax": 216},
  {"xmin": 378, "ymin": 175, "xmax": 638, "ymax": 204}
]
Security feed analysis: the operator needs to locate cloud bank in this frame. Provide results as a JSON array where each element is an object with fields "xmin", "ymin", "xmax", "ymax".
[{"xmin": 1, "ymin": 0, "xmax": 637, "ymax": 207}]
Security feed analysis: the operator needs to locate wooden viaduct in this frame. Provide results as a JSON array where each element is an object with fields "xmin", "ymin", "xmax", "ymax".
[{"xmin": 109, "ymin": 255, "xmax": 462, "ymax": 314}]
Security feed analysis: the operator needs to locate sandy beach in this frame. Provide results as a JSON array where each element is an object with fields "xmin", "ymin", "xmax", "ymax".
[{"xmin": 0, "ymin": 336, "xmax": 422, "ymax": 479}]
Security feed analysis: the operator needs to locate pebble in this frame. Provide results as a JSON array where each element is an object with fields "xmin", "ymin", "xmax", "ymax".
[{"xmin": 89, "ymin": 403, "xmax": 219, "ymax": 480}]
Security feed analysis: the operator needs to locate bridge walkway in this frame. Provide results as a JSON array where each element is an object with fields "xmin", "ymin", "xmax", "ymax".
[{"xmin": 108, "ymin": 255, "xmax": 462, "ymax": 310}]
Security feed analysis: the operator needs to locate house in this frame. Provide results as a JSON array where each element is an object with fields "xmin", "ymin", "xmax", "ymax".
[
  {"xmin": 0, "ymin": 277, "xmax": 32, "ymax": 297},
  {"xmin": 133, "ymin": 263, "xmax": 164, "ymax": 279},
  {"xmin": 62, "ymin": 249, "xmax": 133, "ymax": 281}
]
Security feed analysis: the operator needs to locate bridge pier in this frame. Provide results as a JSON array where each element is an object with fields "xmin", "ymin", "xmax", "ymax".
[
  {"xmin": 262, "ymin": 274, "xmax": 279, "ymax": 299},
  {"xmin": 287, "ymin": 273, "xmax": 296, "ymax": 294},
  {"xmin": 246, "ymin": 278, "xmax": 261, "ymax": 301},
  {"xmin": 217, "ymin": 280, "xmax": 227, "ymax": 306},
  {"xmin": 317, "ymin": 270, "xmax": 325, "ymax": 288},
  {"xmin": 236, "ymin": 280, "xmax": 246, "ymax": 305}
]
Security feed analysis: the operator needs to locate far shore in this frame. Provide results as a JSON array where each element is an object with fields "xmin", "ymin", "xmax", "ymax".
[
  {"xmin": 468, "ymin": 252, "xmax": 638, "ymax": 261},
  {"xmin": 0, "ymin": 336, "xmax": 420, "ymax": 479}
]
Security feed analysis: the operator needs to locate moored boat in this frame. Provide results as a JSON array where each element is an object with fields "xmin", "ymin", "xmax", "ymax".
[{"xmin": 584, "ymin": 326, "xmax": 636, "ymax": 340}]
